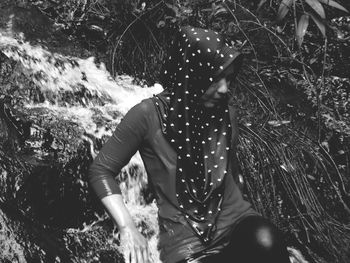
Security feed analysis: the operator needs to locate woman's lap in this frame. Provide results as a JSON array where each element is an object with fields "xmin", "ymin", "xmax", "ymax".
[{"xmin": 178, "ymin": 215, "xmax": 290, "ymax": 263}]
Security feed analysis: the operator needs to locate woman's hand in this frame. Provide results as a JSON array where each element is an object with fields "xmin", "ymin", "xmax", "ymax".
[
  {"xmin": 119, "ymin": 225, "xmax": 150, "ymax": 263},
  {"xmin": 99, "ymin": 194, "xmax": 150, "ymax": 262}
]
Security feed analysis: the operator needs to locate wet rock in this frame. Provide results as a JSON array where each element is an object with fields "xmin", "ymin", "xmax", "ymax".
[
  {"xmin": 0, "ymin": 200, "xmax": 72, "ymax": 263},
  {"xmin": 0, "ymin": 34, "xmax": 125, "ymax": 261}
]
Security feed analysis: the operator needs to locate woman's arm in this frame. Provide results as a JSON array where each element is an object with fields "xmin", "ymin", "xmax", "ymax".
[
  {"xmin": 88, "ymin": 101, "xmax": 151, "ymax": 263},
  {"xmin": 101, "ymin": 194, "xmax": 149, "ymax": 263}
]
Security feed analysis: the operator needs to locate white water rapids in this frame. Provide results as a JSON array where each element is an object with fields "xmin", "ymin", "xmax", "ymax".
[{"xmin": 0, "ymin": 26, "xmax": 163, "ymax": 262}]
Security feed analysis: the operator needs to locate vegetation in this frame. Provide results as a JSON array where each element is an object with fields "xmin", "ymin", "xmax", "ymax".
[{"xmin": 3, "ymin": 0, "xmax": 349, "ymax": 262}]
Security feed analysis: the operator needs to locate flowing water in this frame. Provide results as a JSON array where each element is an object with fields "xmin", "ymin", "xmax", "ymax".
[{"xmin": 0, "ymin": 23, "xmax": 163, "ymax": 262}]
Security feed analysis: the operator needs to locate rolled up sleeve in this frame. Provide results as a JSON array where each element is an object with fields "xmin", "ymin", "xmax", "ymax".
[{"xmin": 88, "ymin": 101, "xmax": 150, "ymax": 199}]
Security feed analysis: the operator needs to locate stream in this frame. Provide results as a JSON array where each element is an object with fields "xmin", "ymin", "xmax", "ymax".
[{"xmin": 0, "ymin": 8, "xmax": 162, "ymax": 263}]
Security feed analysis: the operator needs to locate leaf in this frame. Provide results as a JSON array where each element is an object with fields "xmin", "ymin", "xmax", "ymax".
[
  {"xmin": 309, "ymin": 57, "xmax": 317, "ymax": 64},
  {"xmin": 277, "ymin": 0, "xmax": 294, "ymax": 21},
  {"xmin": 157, "ymin": 20, "xmax": 165, "ymax": 28},
  {"xmin": 305, "ymin": 0, "xmax": 326, "ymax": 18},
  {"xmin": 268, "ymin": 120, "xmax": 291, "ymax": 127},
  {"xmin": 165, "ymin": 3, "xmax": 179, "ymax": 17},
  {"xmin": 318, "ymin": 0, "xmax": 349, "ymax": 13},
  {"xmin": 201, "ymin": 8, "xmax": 213, "ymax": 12},
  {"xmin": 214, "ymin": 7, "xmax": 228, "ymax": 16},
  {"xmin": 307, "ymin": 174, "xmax": 316, "ymax": 180},
  {"xmin": 182, "ymin": 7, "xmax": 192, "ymax": 14},
  {"xmin": 296, "ymin": 14, "xmax": 310, "ymax": 47},
  {"xmin": 257, "ymin": 0, "xmax": 267, "ymax": 11},
  {"xmin": 309, "ymin": 12, "xmax": 326, "ymax": 37}
]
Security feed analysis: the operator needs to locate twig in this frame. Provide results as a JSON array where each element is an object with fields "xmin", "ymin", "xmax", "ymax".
[
  {"xmin": 111, "ymin": 0, "xmax": 164, "ymax": 77},
  {"xmin": 223, "ymin": 2, "xmax": 259, "ymax": 70}
]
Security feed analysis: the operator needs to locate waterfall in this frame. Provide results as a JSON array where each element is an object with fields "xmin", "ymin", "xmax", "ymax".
[{"xmin": 0, "ymin": 26, "xmax": 163, "ymax": 262}]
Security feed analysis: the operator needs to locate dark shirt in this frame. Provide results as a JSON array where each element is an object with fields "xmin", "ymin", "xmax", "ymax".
[{"xmin": 88, "ymin": 98, "xmax": 256, "ymax": 263}]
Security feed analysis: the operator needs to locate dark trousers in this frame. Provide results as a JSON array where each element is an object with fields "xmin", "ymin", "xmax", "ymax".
[{"xmin": 178, "ymin": 215, "xmax": 291, "ymax": 263}]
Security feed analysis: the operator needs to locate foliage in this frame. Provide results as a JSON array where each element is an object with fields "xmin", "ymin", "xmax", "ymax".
[{"xmin": 273, "ymin": 0, "xmax": 348, "ymax": 46}]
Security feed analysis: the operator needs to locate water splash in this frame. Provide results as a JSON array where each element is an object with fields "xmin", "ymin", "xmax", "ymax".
[
  {"xmin": 0, "ymin": 28, "xmax": 163, "ymax": 136},
  {"xmin": 120, "ymin": 202, "xmax": 161, "ymax": 263},
  {"xmin": 0, "ymin": 27, "xmax": 163, "ymax": 262},
  {"xmin": 0, "ymin": 29, "xmax": 163, "ymax": 114}
]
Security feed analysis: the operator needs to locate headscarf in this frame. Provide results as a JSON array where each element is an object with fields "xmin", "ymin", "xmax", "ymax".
[{"xmin": 152, "ymin": 26, "xmax": 243, "ymax": 244}]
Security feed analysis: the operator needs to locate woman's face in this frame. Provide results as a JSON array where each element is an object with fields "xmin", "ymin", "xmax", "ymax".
[
  {"xmin": 200, "ymin": 77, "xmax": 231, "ymax": 108},
  {"xmin": 200, "ymin": 66, "xmax": 236, "ymax": 108}
]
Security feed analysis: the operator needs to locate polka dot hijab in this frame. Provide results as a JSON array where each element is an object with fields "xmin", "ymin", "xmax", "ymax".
[{"xmin": 152, "ymin": 26, "xmax": 243, "ymax": 244}]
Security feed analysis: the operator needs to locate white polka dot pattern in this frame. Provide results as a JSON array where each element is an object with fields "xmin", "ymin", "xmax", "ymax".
[{"xmin": 151, "ymin": 25, "xmax": 243, "ymax": 244}]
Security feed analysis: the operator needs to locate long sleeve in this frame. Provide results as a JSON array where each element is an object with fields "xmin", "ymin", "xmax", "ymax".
[{"xmin": 88, "ymin": 101, "xmax": 150, "ymax": 199}]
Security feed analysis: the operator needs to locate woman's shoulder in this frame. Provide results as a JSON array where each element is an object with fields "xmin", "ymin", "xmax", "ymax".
[
  {"xmin": 135, "ymin": 97, "xmax": 156, "ymax": 112},
  {"xmin": 117, "ymin": 98, "xmax": 157, "ymax": 137},
  {"xmin": 123, "ymin": 97, "xmax": 157, "ymax": 123},
  {"xmin": 128, "ymin": 97, "xmax": 156, "ymax": 119},
  {"xmin": 124, "ymin": 98, "xmax": 159, "ymax": 137}
]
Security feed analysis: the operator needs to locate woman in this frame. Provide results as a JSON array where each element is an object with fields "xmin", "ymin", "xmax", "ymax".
[{"xmin": 88, "ymin": 26, "xmax": 291, "ymax": 263}]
